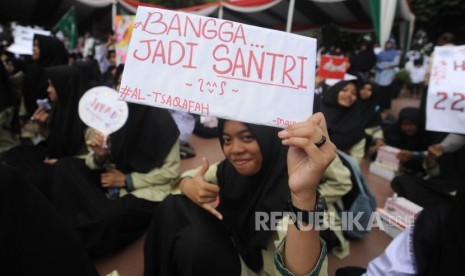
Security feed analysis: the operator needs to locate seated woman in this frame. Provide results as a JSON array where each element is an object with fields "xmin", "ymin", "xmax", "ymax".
[
  {"xmin": 357, "ymin": 81, "xmax": 383, "ymax": 154},
  {"xmin": 319, "ymin": 80, "xmax": 365, "ymax": 164},
  {"xmin": 377, "ymin": 107, "xmax": 443, "ymax": 175},
  {"xmin": 0, "ymin": 61, "xmax": 19, "ymax": 157},
  {"xmin": 336, "ymin": 185, "xmax": 464, "ymax": 276},
  {"xmin": 0, "ymin": 164, "xmax": 99, "ymax": 276},
  {"xmin": 2, "ymin": 65, "xmax": 86, "ymax": 198},
  {"xmin": 22, "ymin": 34, "xmax": 68, "ymax": 118},
  {"xmin": 144, "ymin": 113, "xmax": 335, "ymax": 276},
  {"xmin": 50, "ymin": 67, "xmax": 181, "ymax": 258},
  {"xmin": 391, "ymin": 136, "xmax": 465, "ymax": 207}
]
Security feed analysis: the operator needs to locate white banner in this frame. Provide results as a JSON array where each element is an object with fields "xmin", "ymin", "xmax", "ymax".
[
  {"xmin": 7, "ymin": 26, "xmax": 51, "ymax": 55},
  {"xmin": 119, "ymin": 7, "xmax": 316, "ymax": 128},
  {"xmin": 426, "ymin": 45, "xmax": 465, "ymax": 134}
]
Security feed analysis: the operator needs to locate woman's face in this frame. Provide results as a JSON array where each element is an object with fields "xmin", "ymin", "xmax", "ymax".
[
  {"xmin": 47, "ymin": 79, "xmax": 58, "ymax": 103},
  {"xmin": 360, "ymin": 83, "xmax": 373, "ymax": 100},
  {"xmin": 32, "ymin": 39, "xmax": 40, "ymax": 61},
  {"xmin": 400, "ymin": 119, "xmax": 418, "ymax": 136},
  {"xmin": 385, "ymin": 41, "xmax": 394, "ymax": 50},
  {"xmin": 337, "ymin": 83, "xmax": 357, "ymax": 107},
  {"xmin": 222, "ymin": 121, "xmax": 263, "ymax": 176}
]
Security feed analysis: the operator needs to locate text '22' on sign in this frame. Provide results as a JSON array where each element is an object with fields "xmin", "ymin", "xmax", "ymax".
[
  {"xmin": 427, "ymin": 45, "xmax": 465, "ymax": 134},
  {"xmin": 119, "ymin": 7, "xmax": 316, "ymax": 128}
]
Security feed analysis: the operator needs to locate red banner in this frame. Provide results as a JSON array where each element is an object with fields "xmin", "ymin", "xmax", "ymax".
[{"xmin": 318, "ymin": 55, "xmax": 348, "ymax": 79}]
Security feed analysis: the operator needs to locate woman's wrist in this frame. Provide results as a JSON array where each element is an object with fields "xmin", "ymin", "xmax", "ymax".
[
  {"xmin": 178, "ymin": 176, "xmax": 192, "ymax": 193},
  {"xmin": 290, "ymin": 191, "xmax": 317, "ymax": 211}
]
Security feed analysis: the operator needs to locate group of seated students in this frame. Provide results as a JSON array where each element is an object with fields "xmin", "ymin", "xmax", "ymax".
[
  {"xmin": 1, "ymin": 35, "xmax": 334, "ymax": 275},
  {"xmin": 1, "ymin": 34, "xmax": 463, "ymax": 276}
]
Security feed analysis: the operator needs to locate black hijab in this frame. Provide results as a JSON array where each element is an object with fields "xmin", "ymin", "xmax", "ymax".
[
  {"xmin": 216, "ymin": 120, "xmax": 289, "ymax": 272},
  {"xmin": 110, "ymin": 104, "xmax": 179, "ymax": 174},
  {"xmin": 34, "ymin": 34, "xmax": 69, "ymax": 67},
  {"xmin": 22, "ymin": 35, "xmax": 68, "ymax": 116},
  {"xmin": 73, "ymin": 60, "xmax": 103, "ymax": 91},
  {"xmin": 348, "ymin": 40, "xmax": 377, "ymax": 74},
  {"xmin": 320, "ymin": 80, "xmax": 365, "ymax": 151},
  {"xmin": 358, "ymin": 81, "xmax": 382, "ymax": 128},
  {"xmin": 413, "ymin": 184, "xmax": 465, "ymax": 275},
  {"xmin": 0, "ymin": 164, "xmax": 100, "ymax": 275},
  {"xmin": 45, "ymin": 65, "xmax": 86, "ymax": 158},
  {"xmin": 0, "ymin": 62, "xmax": 12, "ymax": 112},
  {"xmin": 383, "ymin": 107, "xmax": 430, "ymax": 151}
]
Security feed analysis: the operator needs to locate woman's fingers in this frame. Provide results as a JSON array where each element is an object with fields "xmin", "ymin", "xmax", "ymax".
[{"xmin": 202, "ymin": 204, "xmax": 223, "ymax": 220}]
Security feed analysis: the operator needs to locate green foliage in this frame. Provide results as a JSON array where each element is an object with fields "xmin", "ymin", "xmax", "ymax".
[
  {"xmin": 410, "ymin": 0, "xmax": 465, "ymax": 43},
  {"xmin": 410, "ymin": 0, "xmax": 465, "ymax": 23},
  {"xmin": 395, "ymin": 69, "xmax": 411, "ymax": 84}
]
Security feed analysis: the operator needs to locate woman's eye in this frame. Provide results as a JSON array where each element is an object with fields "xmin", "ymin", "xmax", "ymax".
[
  {"xmin": 242, "ymin": 135, "xmax": 254, "ymax": 142},
  {"xmin": 222, "ymin": 137, "xmax": 231, "ymax": 144}
]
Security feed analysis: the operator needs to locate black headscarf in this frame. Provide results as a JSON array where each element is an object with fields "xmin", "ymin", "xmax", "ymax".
[
  {"xmin": 0, "ymin": 62, "xmax": 12, "ymax": 112},
  {"xmin": 110, "ymin": 104, "xmax": 179, "ymax": 174},
  {"xmin": 383, "ymin": 107, "xmax": 430, "ymax": 151},
  {"xmin": 34, "ymin": 34, "xmax": 69, "ymax": 67},
  {"xmin": 73, "ymin": 60, "xmax": 103, "ymax": 91},
  {"xmin": 0, "ymin": 164, "xmax": 100, "ymax": 275},
  {"xmin": 348, "ymin": 40, "xmax": 377, "ymax": 74},
  {"xmin": 22, "ymin": 35, "xmax": 68, "ymax": 116},
  {"xmin": 413, "ymin": 184, "xmax": 465, "ymax": 275},
  {"xmin": 45, "ymin": 65, "xmax": 86, "ymax": 158},
  {"xmin": 358, "ymin": 81, "xmax": 382, "ymax": 128},
  {"xmin": 320, "ymin": 80, "xmax": 365, "ymax": 151},
  {"xmin": 215, "ymin": 120, "xmax": 289, "ymax": 272}
]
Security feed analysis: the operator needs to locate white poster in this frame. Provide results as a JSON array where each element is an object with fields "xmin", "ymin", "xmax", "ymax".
[
  {"xmin": 119, "ymin": 7, "xmax": 316, "ymax": 128},
  {"xmin": 7, "ymin": 26, "xmax": 51, "ymax": 55},
  {"xmin": 79, "ymin": 86, "xmax": 129, "ymax": 136},
  {"xmin": 426, "ymin": 45, "xmax": 465, "ymax": 134}
]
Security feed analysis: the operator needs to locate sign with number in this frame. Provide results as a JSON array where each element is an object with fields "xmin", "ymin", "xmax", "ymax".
[
  {"xmin": 118, "ymin": 7, "xmax": 317, "ymax": 128},
  {"xmin": 79, "ymin": 86, "xmax": 129, "ymax": 135},
  {"xmin": 427, "ymin": 45, "xmax": 465, "ymax": 134}
]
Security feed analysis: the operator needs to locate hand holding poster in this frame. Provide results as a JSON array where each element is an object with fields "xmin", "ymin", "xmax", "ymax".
[
  {"xmin": 119, "ymin": 7, "xmax": 316, "ymax": 127},
  {"xmin": 79, "ymin": 86, "xmax": 129, "ymax": 136},
  {"xmin": 426, "ymin": 45, "xmax": 465, "ymax": 134}
]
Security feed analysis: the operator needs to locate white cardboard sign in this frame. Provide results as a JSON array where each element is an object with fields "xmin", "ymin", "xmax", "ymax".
[
  {"xmin": 7, "ymin": 26, "xmax": 51, "ymax": 55},
  {"xmin": 426, "ymin": 45, "xmax": 465, "ymax": 134},
  {"xmin": 79, "ymin": 86, "xmax": 129, "ymax": 135},
  {"xmin": 119, "ymin": 7, "xmax": 316, "ymax": 128}
]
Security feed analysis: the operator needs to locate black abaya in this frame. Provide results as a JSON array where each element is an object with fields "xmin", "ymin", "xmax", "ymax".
[
  {"xmin": 144, "ymin": 121, "xmax": 290, "ymax": 275},
  {"xmin": 50, "ymin": 105, "xmax": 179, "ymax": 258},
  {"xmin": 0, "ymin": 164, "xmax": 99, "ymax": 276}
]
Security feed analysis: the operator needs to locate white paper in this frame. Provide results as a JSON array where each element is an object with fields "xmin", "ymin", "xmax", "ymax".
[
  {"xmin": 119, "ymin": 7, "xmax": 317, "ymax": 128},
  {"xmin": 7, "ymin": 26, "xmax": 51, "ymax": 55},
  {"xmin": 426, "ymin": 45, "xmax": 465, "ymax": 134},
  {"xmin": 79, "ymin": 86, "xmax": 129, "ymax": 135}
]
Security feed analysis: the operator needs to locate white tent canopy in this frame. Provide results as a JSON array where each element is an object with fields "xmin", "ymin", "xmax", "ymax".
[{"xmin": 73, "ymin": 0, "xmax": 415, "ymax": 49}]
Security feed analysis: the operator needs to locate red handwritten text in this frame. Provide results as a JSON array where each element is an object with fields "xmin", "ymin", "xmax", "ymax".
[
  {"xmin": 453, "ymin": 60, "xmax": 465, "ymax": 71},
  {"xmin": 152, "ymin": 92, "xmax": 210, "ymax": 115},
  {"xmin": 433, "ymin": 91, "xmax": 465, "ymax": 112},
  {"xmin": 273, "ymin": 117, "xmax": 296, "ymax": 127},
  {"xmin": 212, "ymin": 45, "xmax": 308, "ymax": 89},
  {"xmin": 90, "ymin": 97, "xmax": 119, "ymax": 119},
  {"xmin": 134, "ymin": 11, "xmax": 247, "ymax": 45}
]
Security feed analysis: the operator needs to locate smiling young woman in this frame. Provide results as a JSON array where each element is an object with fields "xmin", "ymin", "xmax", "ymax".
[{"xmin": 143, "ymin": 113, "xmax": 336, "ymax": 276}]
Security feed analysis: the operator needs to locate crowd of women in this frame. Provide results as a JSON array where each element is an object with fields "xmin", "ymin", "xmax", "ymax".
[{"xmin": 0, "ymin": 31, "xmax": 463, "ymax": 276}]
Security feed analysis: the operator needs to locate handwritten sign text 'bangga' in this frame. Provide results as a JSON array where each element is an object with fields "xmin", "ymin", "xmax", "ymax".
[{"xmin": 119, "ymin": 7, "xmax": 316, "ymax": 127}]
